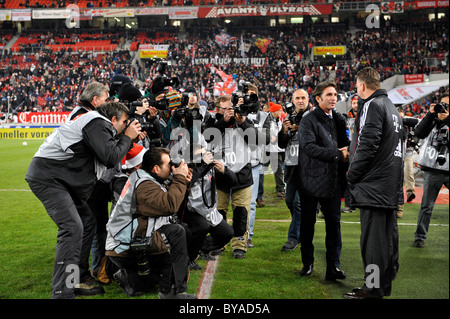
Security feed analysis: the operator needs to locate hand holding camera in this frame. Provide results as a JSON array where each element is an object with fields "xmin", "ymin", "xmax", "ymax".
[
  {"xmin": 431, "ymin": 102, "xmax": 449, "ymax": 121},
  {"xmin": 172, "ymin": 159, "xmax": 189, "ymax": 177},
  {"xmin": 223, "ymin": 107, "xmax": 235, "ymax": 123},
  {"xmin": 124, "ymin": 119, "xmax": 142, "ymax": 140},
  {"xmin": 235, "ymin": 112, "xmax": 246, "ymax": 125}
]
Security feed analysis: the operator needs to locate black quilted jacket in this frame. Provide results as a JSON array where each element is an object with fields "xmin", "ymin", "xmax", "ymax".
[{"xmin": 297, "ymin": 108, "xmax": 350, "ymax": 198}]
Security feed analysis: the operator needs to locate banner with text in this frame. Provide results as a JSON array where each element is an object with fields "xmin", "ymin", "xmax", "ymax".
[
  {"xmin": 193, "ymin": 57, "xmax": 266, "ymax": 67},
  {"xmin": 404, "ymin": 74, "xmax": 424, "ymax": 84},
  {"xmin": 12, "ymin": 9, "xmax": 32, "ymax": 21},
  {"xmin": 198, "ymin": 4, "xmax": 332, "ymax": 18},
  {"xmin": 0, "ymin": 127, "xmax": 56, "ymax": 139},
  {"xmin": 17, "ymin": 112, "xmax": 70, "ymax": 124},
  {"xmin": 139, "ymin": 44, "xmax": 170, "ymax": 59},
  {"xmin": 409, "ymin": 0, "xmax": 449, "ymax": 9},
  {"xmin": 313, "ymin": 46, "xmax": 346, "ymax": 56}
]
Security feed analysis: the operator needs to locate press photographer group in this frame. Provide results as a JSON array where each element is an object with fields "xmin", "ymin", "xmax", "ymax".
[{"xmin": 24, "ymin": 58, "xmax": 449, "ymax": 301}]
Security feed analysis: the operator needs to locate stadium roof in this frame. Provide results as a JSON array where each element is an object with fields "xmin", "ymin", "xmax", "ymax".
[{"xmin": 387, "ymin": 78, "xmax": 450, "ymax": 106}]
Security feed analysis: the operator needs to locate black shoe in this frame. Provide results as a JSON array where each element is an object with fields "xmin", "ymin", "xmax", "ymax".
[
  {"xmin": 113, "ymin": 269, "xmax": 143, "ymax": 297},
  {"xmin": 281, "ymin": 240, "xmax": 298, "ymax": 251},
  {"xmin": 188, "ymin": 260, "xmax": 202, "ymax": 270},
  {"xmin": 158, "ymin": 291, "xmax": 197, "ymax": 299},
  {"xmin": 300, "ymin": 264, "xmax": 313, "ymax": 276},
  {"xmin": 343, "ymin": 289, "xmax": 382, "ymax": 299},
  {"xmin": 413, "ymin": 239, "xmax": 425, "ymax": 248},
  {"xmin": 326, "ymin": 267, "xmax": 346, "ymax": 281},
  {"xmin": 199, "ymin": 251, "xmax": 215, "ymax": 261},
  {"xmin": 210, "ymin": 248, "xmax": 225, "ymax": 256},
  {"xmin": 233, "ymin": 249, "xmax": 246, "ymax": 259}
]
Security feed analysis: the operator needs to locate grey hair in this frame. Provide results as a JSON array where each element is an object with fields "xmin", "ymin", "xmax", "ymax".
[{"xmin": 79, "ymin": 82, "xmax": 108, "ymax": 103}]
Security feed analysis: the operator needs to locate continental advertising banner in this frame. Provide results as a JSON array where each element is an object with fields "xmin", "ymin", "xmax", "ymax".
[
  {"xmin": 17, "ymin": 112, "xmax": 70, "ymax": 124},
  {"xmin": 0, "ymin": 127, "xmax": 56, "ymax": 139}
]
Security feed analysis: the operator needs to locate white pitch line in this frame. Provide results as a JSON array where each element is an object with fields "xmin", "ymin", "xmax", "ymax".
[
  {"xmin": 0, "ymin": 189, "xmax": 31, "ymax": 192},
  {"xmin": 197, "ymin": 258, "xmax": 219, "ymax": 299}
]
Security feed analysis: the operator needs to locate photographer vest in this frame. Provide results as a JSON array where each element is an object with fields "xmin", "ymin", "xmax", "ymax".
[
  {"xmin": 187, "ymin": 168, "xmax": 223, "ymax": 227},
  {"xmin": 248, "ymin": 111, "xmax": 269, "ymax": 167},
  {"xmin": 33, "ymin": 110, "xmax": 111, "ymax": 180},
  {"xmin": 284, "ymin": 131, "xmax": 299, "ymax": 166},
  {"xmin": 106, "ymin": 169, "xmax": 171, "ymax": 254},
  {"xmin": 417, "ymin": 124, "xmax": 449, "ymax": 172}
]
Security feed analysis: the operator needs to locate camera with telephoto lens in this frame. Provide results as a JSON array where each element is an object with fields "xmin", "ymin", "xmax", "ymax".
[
  {"xmin": 231, "ymin": 82, "xmax": 259, "ymax": 116},
  {"xmin": 146, "ymin": 61, "xmax": 181, "ymax": 110},
  {"xmin": 434, "ymin": 102, "xmax": 449, "ymax": 114},
  {"xmin": 130, "ymin": 234, "xmax": 152, "ymax": 276},
  {"xmin": 433, "ymin": 128, "xmax": 449, "ymax": 166}
]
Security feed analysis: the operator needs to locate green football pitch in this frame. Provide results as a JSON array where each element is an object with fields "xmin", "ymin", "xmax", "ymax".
[{"xmin": 0, "ymin": 139, "xmax": 448, "ymax": 302}]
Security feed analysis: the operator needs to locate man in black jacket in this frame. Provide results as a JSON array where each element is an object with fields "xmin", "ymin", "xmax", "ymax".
[
  {"xmin": 344, "ymin": 67, "xmax": 403, "ymax": 299},
  {"xmin": 413, "ymin": 93, "xmax": 449, "ymax": 248},
  {"xmin": 297, "ymin": 81, "xmax": 350, "ymax": 281},
  {"xmin": 26, "ymin": 102, "xmax": 141, "ymax": 299},
  {"xmin": 278, "ymin": 89, "xmax": 311, "ymax": 251}
]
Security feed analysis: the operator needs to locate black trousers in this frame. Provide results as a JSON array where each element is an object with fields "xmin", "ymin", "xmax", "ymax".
[
  {"xmin": 183, "ymin": 211, "xmax": 234, "ymax": 261},
  {"xmin": 27, "ymin": 180, "xmax": 96, "ymax": 299},
  {"xmin": 111, "ymin": 223, "xmax": 190, "ymax": 295},
  {"xmin": 299, "ymin": 193, "xmax": 342, "ymax": 270},
  {"xmin": 360, "ymin": 208, "xmax": 399, "ymax": 297}
]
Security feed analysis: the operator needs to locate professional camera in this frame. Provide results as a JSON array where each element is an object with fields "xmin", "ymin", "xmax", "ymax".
[
  {"xmin": 130, "ymin": 234, "xmax": 152, "ymax": 276},
  {"xmin": 433, "ymin": 128, "xmax": 449, "ymax": 166},
  {"xmin": 145, "ymin": 61, "xmax": 181, "ymax": 110},
  {"xmin": 434, "ymin": 102, "xmax": 449, "ymax": 114},
  {"xmin": 147, "ymin": 98, "xmax": 169, "ymax": 111},
  {"xmin": 170, "ymin": 159, "xmax": 181, "ymax": 168},
  {"xmin": 283, "ymin": 101, "xmax": 302, "ymax": 126},
  {"xmin": 168, "ymin": 92, "xmax": 203, "ymax": 127},
  {"xmin": 231, "ymin": 81, "xmax": 259, "ymax": 116},
  {"xmin": 406, "ymin": 132, "xmax": 421, "ymax": 153}
]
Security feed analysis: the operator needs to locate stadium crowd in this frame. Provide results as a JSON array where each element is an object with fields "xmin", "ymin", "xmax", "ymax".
[{"xmin": 1, "ymin": 19, "xmax": 448, "ymax": 118}]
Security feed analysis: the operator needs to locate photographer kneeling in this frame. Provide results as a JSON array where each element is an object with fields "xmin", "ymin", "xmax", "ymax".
[
  {"xmin": 105, "ymin": 147, "xmax": 197, "ymax": 299},
  {"xmin": 413, "ymin": 93, "xmax": 449, "ymax": 248}
]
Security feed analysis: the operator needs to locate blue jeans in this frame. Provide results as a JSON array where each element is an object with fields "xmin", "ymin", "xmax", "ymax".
[
  {"xmin": 415, "ymin": 170, "xmax": 449, "ymax": 240},
  {"xmin": 285, "ymin": 183, "xmax": 301, "ymax": 242},
  {"xmin": 249, "ymin": 164, "xmax": 261, "ymax": 240},
  {"xmin": 257, "ymin": 166, "xmax": 265, "ymax": 201}
]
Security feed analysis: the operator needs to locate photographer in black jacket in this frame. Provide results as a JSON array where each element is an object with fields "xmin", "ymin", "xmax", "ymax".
[
  {"xmin": 413, "ymin": 92, "xmax": 449, "ymax": 248},
  {"xmin": 111, "ymin": 74, "xmax": 161, "ymax": 149},
  {"xmin": 278, "ymin": 89, "xmax": 311, "ymax": 251},
  {"xmin": 205, "ymin": 94, "xmax": 258, "ymax": 259},
  {"xmin": 344, "ymin": 67, "xmax": 403, "ymax": 299},
  {"xmin": 26, "ymin": 102, "xmax": 141, "ymax": 299}
]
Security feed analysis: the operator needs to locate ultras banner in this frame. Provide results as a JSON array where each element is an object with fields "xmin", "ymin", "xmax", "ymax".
[{"xmin": 197, "ymin": 4, "xmax": 333, "ymax": 18}]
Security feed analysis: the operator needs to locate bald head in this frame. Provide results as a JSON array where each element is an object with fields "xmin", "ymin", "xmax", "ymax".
[{"xmin": 292, "ymin": 89, "xmax": 309, "ymax": 112}]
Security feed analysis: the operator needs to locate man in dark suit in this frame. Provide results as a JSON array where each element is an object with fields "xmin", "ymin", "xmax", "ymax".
[{"xmin": 297, "ymin": 81, "xmax": 350, "ymax": 281}]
